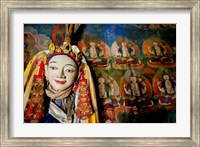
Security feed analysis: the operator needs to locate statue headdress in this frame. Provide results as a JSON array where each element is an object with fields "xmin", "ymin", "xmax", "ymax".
[{"xmin": 45, "ymin": 41, "xmax": 82, "ymax": 66}]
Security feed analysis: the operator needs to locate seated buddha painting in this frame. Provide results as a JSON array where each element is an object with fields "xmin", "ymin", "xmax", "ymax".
[
  {"xmin": 111, "ymin": 37, "xmax": 144, "ymax": 70},
  {"xmin": 142, "ymin": 36, "xmax": 176, "ymax": 68},
  {"xmin": 24, "ymin": 24, "xmax": 176, "ymax": 123},
  {"xmin": 78, "ymin": 35, "xmax": 111, "ymax": 70},
  {"xmin": 152, "ymin": 68, "xmax": 176, "ymax": 106}
]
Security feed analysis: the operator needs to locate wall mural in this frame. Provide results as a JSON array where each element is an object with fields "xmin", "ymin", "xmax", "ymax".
[{"xmin": 24, "ymin": 24, "xmax": 176, "ymax": 123}]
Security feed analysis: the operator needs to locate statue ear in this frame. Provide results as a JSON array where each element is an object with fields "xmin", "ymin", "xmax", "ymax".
[
  {"xmin": 76, "ymin": 66, "xmax": 81, "ymax": 82},
  {"xmin": 44, "ymin": 65, "xmax": 48, "ymax": 79},
  {"xmin": 77, "ymin": 62, "xmax": 85, "ymax": 78}
]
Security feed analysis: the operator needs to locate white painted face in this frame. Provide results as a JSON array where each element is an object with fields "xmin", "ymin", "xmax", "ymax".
[
  {"xmin": 121, "ymin": 42, "xmax": 126, "ymax": 47},
  {"xmin": 163, "ymin": 75, "xmax": 169, "ymax": 80},
  {"xmin": 98, "ymin": 77, "xmax": 105, "ymax": 84},
  {"xmin": 82, "ymin": 46, "xmax": 87, "ymax": 53},
  {"xmin": 45, "ymin": 55, "xmax": 78, "ymax": 91},
  {"xmin": 130, "ymin": 76, "xmax": 137, "ymax": 83},
  {"xmin": 153, "ymin": 41, "xmax": 158, "ymax": 46},
  {"xmin": 89, "ymin": 41, "xmax": 96, "ymax": 47}
]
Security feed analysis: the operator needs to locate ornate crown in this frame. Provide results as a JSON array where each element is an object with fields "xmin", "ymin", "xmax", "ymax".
[{"xmin": 44, "ymin": 42, "xmax": 82, "ymax": 65}]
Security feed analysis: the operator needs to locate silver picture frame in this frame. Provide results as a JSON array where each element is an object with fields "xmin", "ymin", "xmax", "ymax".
[{"xmin": 0, "ymin": 0, "xmax": 199, "ymax": 146}]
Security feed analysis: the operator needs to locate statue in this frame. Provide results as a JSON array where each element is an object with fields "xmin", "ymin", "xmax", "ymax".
[{"xmin": 24, "ymin": 42, "xmax": 99, "ymax": 123}]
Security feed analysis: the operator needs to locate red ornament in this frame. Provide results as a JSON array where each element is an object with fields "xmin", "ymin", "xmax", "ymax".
[{"xmin": 77, "ymin": 70, "xmax": 93, "ymax": 120}]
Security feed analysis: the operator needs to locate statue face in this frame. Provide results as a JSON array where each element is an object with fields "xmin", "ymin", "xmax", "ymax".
[{"xmin": 45, "ymin": 55, "xmax": 78, "ymax": 91}]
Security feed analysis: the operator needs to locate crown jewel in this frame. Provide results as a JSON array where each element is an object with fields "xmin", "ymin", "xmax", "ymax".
[{"xmin": 44, "ymin": 42, "xmax": 82, "ymax": 65}]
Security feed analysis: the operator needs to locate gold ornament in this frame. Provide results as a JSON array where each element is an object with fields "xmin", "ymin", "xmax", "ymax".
[
  {"xmin": 42, "ymin": 52, "xmax": 47, "ymax": 64},
  {"xmin": 55, "ymin": 48, "xmax": 62, "ymax": 52},
  {"xmin": 47, "ymin": 42, "xmax": 82, "ymax": 64},
  {"xmin": 48, "ymin": 43, "xmax": 55, "ymax": 54}
]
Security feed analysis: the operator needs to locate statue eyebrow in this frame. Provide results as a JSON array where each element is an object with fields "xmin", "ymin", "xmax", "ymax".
[
  {"xmin": 64, "ymin": 64, "xmax": 76, "ymax": 68},
  {"xmin": 49, "ymin": 61, "xmax": 58, "ymax": 64},
  {"xmin": 49, "ymin": 61, "xmax": 75, "ymax": 68}
]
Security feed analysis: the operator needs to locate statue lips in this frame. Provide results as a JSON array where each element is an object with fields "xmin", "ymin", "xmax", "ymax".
[{"xmin": 55, "ymin": 80, "xmax": 66, "ymax": 85}]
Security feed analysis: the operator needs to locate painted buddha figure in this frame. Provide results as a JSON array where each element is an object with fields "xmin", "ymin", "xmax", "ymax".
[
  {"xmin": 88, "ymin": 41, "xmax": 99, "ymax": 59},
  {"xmin": 111, "ymin": 38, "xmax": 143, "ymax": 69},
  {"xmin": 124, "ymin": 75, "xmax": 149, "ymax": 102},
  {"xmin": 97, "ymin": 43, "xmax": 105, "ymax": 57},
  {"xmin": 124, "ymin": 75, "xmax": 141, "ymax": 98},
  {"xmin": 99, "ymin": 75, "xmax": 120, "ymax": 123},
  {"xmin": 149, "ymin": 41, "xmax": 174, "ymax": 64},
  {"xmin": 123, "ymin": 74, "xmax": 140, "ymax": 111},
  {"xmin": 97, "ymin": 74, "xmax": 120, "ymax": 109},
  {"xmin": 121, "ymin": 72, "xmax": 153, "ymax": 110},
  {"xmin": 117, "ymin": 42, "xmax": 141, "ymax": 65},
  {"xmin": 157, "ymin": 73, "xmax": 176, "ymax": 104},
  {"xmin": 78, "ymin": 38, "xmax": 111, "ymax": 70},
  {"xmin": 138, "ymin": 78, "xmax": 147, "ymax": 96},
  {"xmin": 106, "ymin": 77, "xmax": 115, "ymax": 97},
  {"xmin": 143, "ymin": 37, "xmax": 175, "ymax": 68},
  {"xmin": 136, "ymin": 77, "xmax": 153, "ymax": 108},
  {"xmin": 97, "ymin": 74, "xmax": 107, "ymax": 99},
  {"xmin": 117, "ymin": 42, "xmax": 130, "ymax": 58},
  {"xmin": 105, "ymin": 77, "xmax": 120, "ymax": 108},
  {"xmin": 85, "ymin": 40, "xmax": 108, "ymax": 62},
  {"xmin": 153, "ymin": 70, "xmax": 176, "ymax": 105},
  {"xmin": 148, "ymin": 41, "xmax": 166, "ymax": 57}
]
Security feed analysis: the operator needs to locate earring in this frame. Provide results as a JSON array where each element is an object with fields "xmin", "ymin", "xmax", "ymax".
[{"xmin": 73, "ymin": 81, "xmax": 79, "ymax": 92}]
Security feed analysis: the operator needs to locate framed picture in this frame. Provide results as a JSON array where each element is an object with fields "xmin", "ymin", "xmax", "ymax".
[{"xmin": 1, "ymin": 0, "xmax": 199, "ymax": 146}]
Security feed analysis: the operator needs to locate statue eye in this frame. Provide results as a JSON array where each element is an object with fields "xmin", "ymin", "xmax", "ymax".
[
  {"xmin": 49, "ymin": 66, "xmax": 58, "ymax": 70},
  {"xmin": 65, "ymin": 69, "xmax": 75, "ymax": 73}
]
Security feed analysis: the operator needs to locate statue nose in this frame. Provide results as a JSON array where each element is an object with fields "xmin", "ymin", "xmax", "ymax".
[{"xmin": 57, "ymin": 68, "xmax": 66, "ymax": 78}]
